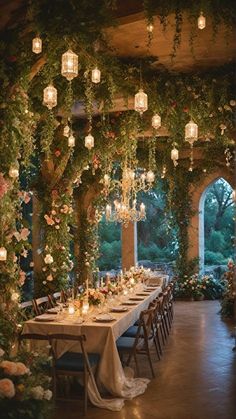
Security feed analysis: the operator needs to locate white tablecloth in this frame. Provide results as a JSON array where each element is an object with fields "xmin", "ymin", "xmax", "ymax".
[{"xmin": 23, "ymin": 286, "xmax": 161, "ymax": 411}]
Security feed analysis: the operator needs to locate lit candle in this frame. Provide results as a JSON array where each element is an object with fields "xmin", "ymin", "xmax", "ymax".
[
  {"xmin": 68, "ymin": 304, "xmax": 75, "ymax": 315},
  {"xmin": 130, "ymin": 277, "xmax": 135, "ymax": 285},
  {"xmin": 82, "ymin": 300, "xmax": 89, "ymax": 315}
]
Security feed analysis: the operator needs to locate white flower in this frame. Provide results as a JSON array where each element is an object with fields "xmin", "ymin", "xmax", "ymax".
[
  {"xmin": 31, "ymin": 385, "xmax": 44, "ymax": 400},
  {"xmin": 44, "ymin": 389, "xmax": 52, "ymax": 400},
  {"xmin": 44, "ymin": 254, "xmax": 54, "ymax": 264},
  {"xmin": 230, "ymin": 100, "xmax": 236, "ymax": 107}
]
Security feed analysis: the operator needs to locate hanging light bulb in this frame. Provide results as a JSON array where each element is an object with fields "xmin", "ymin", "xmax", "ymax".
[
  {"xmin": 134, "ymin": 89, "xmax": 148, "ymax": 115},
  {"xmin": 68, "ymin": 134, "xmax": 75, "ymax": 147},
  {"xmin": 147, "ymin": 23, "xmax": 154, "ymax": 33},
  {"xmin": 171, "ymin": 146, "xmax": 179, "ymax": 167},
  {"xmin": 43, "ymin": 85, "xmax": 57, "ymax": 109},
  {"xmin": 152, "ymin": 113, "xmax": 161, "ymax": 129},
  {"xmin": 185, "ymin": 120, "xmax": 198, "ymax": 145},
  {"xmin": 32, "ymin": 36, "xmax": 42, "ymax": 54},
  {"xmin": 61, "ymin": 49, "xmax": 78, "ymax": 81},
  {"xmin": 161, "ymin": 165, "xmax": 167, "ymax": 178},
  {"xmin": 198, "ymin": 12, "xmax": 206, "ymax": 30},
  {"xmin": 0, "ymin": 247, "xmax": 7, "ymax": 261},
  {"xmin": 9, "ymin": 165, "xmax": 19, "ymax": 179},
  {"xmin": 91, "ymin": 67, "xmax": 101, "ymax": 84},
  {"xmin": 85, "ymin": 133, "xmax": 94, "ymax": 150},
  {"xmin": 146, "ymin": 170, "xmax": 155, "ymax": 183}
]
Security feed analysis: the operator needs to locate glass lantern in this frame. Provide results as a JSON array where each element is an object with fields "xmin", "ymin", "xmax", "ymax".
[
  {"xmin": 0, "ymin": 247, "xmax": 7, "ymax": 261},
  {"xmin": 61, "ymin": 49, "xmax": 78, "ymax": 81},
  {"xmin": 32, "ymin": 37, "xmax": 42, "ymax": 54},
  {"xmin": 152, "ymin": 113, "xmax": 161, "ymax": 129},
  {"xmin": 185, "ymin": 120, "xmax": 198, "ymax": 145},
  {"xmin": 134, "ymin": 89, "xmax": 148, "ymax": 115},
  {"xmin": 85, "ymin": 133, "xmax": 94, "ymax": 150},
  {"xmin": 198, "ymin": 13, "xmax": 206, "ymax": 30},
  {"xmin": 91, "ymin": 67, "xmax": 101, "ymax": 84},
  {"xmin": 43, "ymin": 85, "xmax": 57, "ymax": 109}
]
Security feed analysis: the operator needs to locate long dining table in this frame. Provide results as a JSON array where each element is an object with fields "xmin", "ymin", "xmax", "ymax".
[{"xmin": 23, "ymin": 285, "xmax": 161, "ymax": 411}]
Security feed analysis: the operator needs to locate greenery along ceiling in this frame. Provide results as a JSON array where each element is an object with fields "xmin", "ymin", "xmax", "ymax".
[{"xmin": 0, "ymin": 0, "xmax": 235, "ymax": 302}]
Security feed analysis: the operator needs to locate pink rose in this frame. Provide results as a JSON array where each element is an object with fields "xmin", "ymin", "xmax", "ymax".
[
  {"xmin": 0, "ymin": 361, "xmax": 17, "ymax": 375},
  {"xmin": 0, "ymin": 173, "xmax": 9, "ymax": 199},
  {"xmin": 0, "ymin": 378, "xmax": 15, "ymax": 398},
  {"xmin": 20, "ymin": 228, "xmax": 30, "ymax": 241},
  {"xmin": 14, "ymin": 362, "xmax": 29, "ymax": 376}
]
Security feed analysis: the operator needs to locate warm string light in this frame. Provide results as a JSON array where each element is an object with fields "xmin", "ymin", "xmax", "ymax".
[
  {"xmin": 147, "ymin": 22, "xmax": 154, "ymax": 33},
  {"xmin": 198, "ymin": 12, "xmax": 206, "ymax": 30},
  {"xmin": 171, "ymin": 145, "xmax": 179, "ymax": 167}
]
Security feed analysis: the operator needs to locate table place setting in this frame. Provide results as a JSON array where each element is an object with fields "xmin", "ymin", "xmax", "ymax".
[
  {"xmin": 93, "ymin": 313, "xmax": 116, "ymax": 323},
  {"xmin": 34, "ymin": 313, "xmax": 57, "ymax": 322}
]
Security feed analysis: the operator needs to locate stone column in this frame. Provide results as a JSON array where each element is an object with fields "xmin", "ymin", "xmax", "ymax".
[{"xmin": 121, "ymin": 222, "xmax": 137, "ymax": 271}]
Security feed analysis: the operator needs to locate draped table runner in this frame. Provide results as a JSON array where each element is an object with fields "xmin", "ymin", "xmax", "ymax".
[{"xmin": 23, "ymin": 286, "xmax": 161, "ymax": 411}]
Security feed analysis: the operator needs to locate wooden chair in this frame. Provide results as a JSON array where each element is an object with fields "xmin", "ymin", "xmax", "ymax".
[
  {"xmin": 48, "ymin": 291, "xmax": 62, "ymax": 307},
  {"xmin": 32, "ymin": 296, "xmax": 51, "ymax": 316},
  {"xmin": 117, "ymin": 307, "xmax": 156, "ymax": 378},
  {"xmin": 48, "ymin": 333, "xmax": 100, "ymax": 415},
  {"xmin": 19, "ymin": 300, "xmax": 34, "ymax": 320}
]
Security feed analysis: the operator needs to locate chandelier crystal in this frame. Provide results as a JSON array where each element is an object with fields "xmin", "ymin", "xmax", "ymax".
[
  {"xmin": 152, "ymin": 113, "xmax": 161, "ymax": 129},
  {"xmin": 61, "ymin": 49, "xmax": 78, "ymax": 81},
  {"xmin": 134, "ymin": 89, "xmax": 148, "ymax": 115},
  {"xmin": 32, "ymin": 37, "xmax": 42, "ymax": 54},
  {"xmin": 43, "ymin": 84, "xmax": 57, "ymax": 109},
  {"xmin": 185, "ymin": 120, "xmax": 198, "ymax": 145}
]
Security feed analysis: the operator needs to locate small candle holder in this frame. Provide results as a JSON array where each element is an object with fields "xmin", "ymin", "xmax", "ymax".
[
  {"xmin": 82, "ymin": 300, "xmax": 89, "ymax": 315},
  {"xmin": 68, "ymin": 304, "xmax": 75, "ymax": 315}
]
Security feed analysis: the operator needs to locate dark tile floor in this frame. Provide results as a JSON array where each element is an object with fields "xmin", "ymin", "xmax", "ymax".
[{"xmin": 54, "ymin": 301, "xmax": 236, "ymax": 419}]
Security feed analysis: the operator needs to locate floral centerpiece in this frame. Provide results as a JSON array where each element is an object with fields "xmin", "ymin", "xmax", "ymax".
[
  {"xmin": 82, "ymin": 288, "xmax": 105, "ymax": 306},
  {"xmin": 220, "ymin": 259, "xmax": 235, "ymax": 317},
  {"xmin": 175, "ymin": 273, "xmax": 226, "ymax": 301},
  {"xmin": 0, "ymin": 347, "xmax": 52, "ymax": 419}
]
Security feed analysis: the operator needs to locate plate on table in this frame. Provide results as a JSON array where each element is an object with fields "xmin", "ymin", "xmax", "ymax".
[
  {"xmin": 110, "ymin": 306, "xmax": 128, "ymax": 313},
  {"xmin": 94, "ymin": 314, "xmax": 116, "ymax": 323},
  {"xmin": 34, "ymin": 314, "xmax": 56, "ymax": 322},
  {"xmin": 129, "ymin": 297, "xmax": 144, "ymax": 301},
  {"xmin": 122, "ymin": 301, "xmax": 138, "ymax": 306},
  {"xmin": 47, "ymin": 307, "xmax": 60, "ymax": 314}
]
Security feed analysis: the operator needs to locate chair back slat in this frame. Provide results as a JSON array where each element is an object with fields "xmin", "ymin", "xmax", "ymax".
[{"xmin": 33, "ymin": 296, "xmax": 50, "ymax": 316}]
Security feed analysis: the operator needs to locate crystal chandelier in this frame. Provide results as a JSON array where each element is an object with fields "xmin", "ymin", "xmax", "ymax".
[{"xmin": 104, "ymin": 161, "xmax": 154, "ymax": 226}]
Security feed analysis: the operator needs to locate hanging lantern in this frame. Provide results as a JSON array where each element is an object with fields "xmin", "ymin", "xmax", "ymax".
[
  {"xmin": 185, "ymin": 120, "xmax": 198, "ymax": 145},
  {"xmin": 171, "ymin": 146, "xmax": 179, "ymax": 167},
  {"xmin": 85, "ymin": 133, "xmax": 94, "ymax": 150},
  {"xmin": 134, "ymin": 89, "xmax": 148, "ymax": 115},
  {"xmin": 146, "ymin": 170, "xmax": 155, "ymax": 183},
  {"xmin": 91, "ymin": 67, "xmax": 101, "ymax": 84},
  {"xmin": 61, "ymin": 49, "xmax": 78, "ymax": 81},
  {"xmin": 9, "ymin": 165, "xmax": 19, "ymax": 179},
  {"xmin": 68, "ymin": 134, "xmax": 75, "ymax": 147},
  {"xmin": 198, "ymin": 12, "xmax": 206, "ymax": 30},
  {"xmin": 0, "ymin": 247, "xmax": 7, "ymax": 261},
  {"xmin": 32, "ymin": 36, "xmax": 42, "ymax": 54},
  {"xmin": 147, "ymin": 23, "xmax": 154, "ymax": 33},
  {"xmin": 152, "ymin": 113, "xmax": 161, "ymax": 129},
  {"xmin": 63, "ymin": 125, "xmax": 70, "ymax": 137},
  {"xmin": 43, "ymin": 85, "xmax": 57, "ymax": 109}
]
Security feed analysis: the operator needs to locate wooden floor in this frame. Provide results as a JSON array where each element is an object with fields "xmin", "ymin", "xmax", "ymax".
[{"xmin": 54, "ymin": 301, "xmax": 236, "ymax": 419}]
